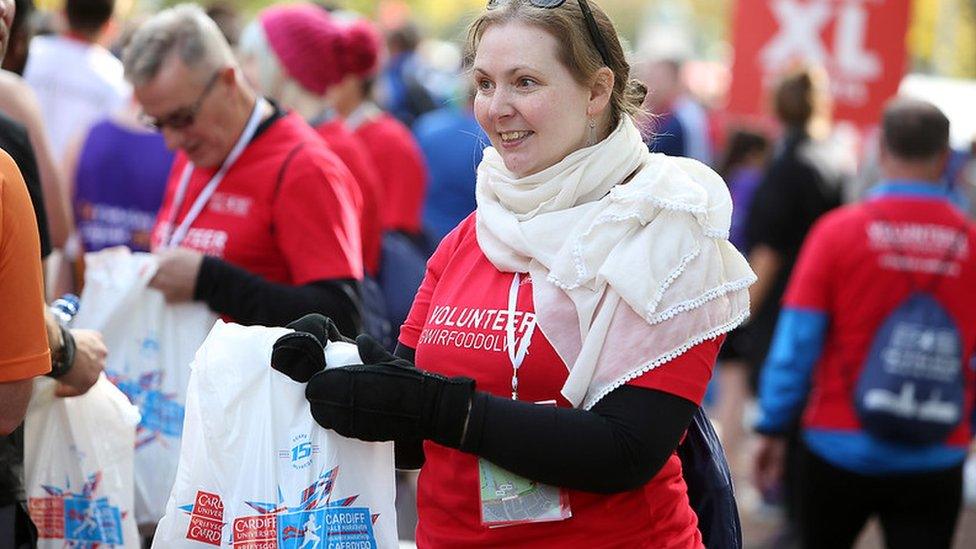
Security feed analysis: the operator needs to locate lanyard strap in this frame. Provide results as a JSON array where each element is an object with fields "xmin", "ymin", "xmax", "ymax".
[
  {"xmin": 162, "ymin": 97, "xmax": 269, "ymax": 248},
  {"xmin": 506, "ymin": 273, "xmax": 536, "ymax": 400}
]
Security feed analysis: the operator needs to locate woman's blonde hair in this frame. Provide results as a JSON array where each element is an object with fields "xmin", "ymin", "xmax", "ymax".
[{"xmin": 463, "ymin": 0, "xmax": 646, "ymax": 127}]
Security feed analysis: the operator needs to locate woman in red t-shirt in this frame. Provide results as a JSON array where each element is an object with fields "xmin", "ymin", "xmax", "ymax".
[
  {"xmin": 273, "ymin": 1, "xmax": 755, "ymax": 547},
  {"xmin": 316, "ymin": 16, "xmax": 428, "ymax": 238},
  {"xmin": 238, "ymin": 4, "xmax": 384, "ymax": 276}
]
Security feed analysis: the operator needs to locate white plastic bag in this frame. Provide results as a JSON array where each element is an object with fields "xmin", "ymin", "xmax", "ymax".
[
  {"xmin": 24, "ymin": 375, "xmax": 142, "ymax": 548},
  {"xmin": 153, "ymin": 321, "xmax": 398, "ymax": 548},
  {"xmin": 73, "ymin": 247, "xmax": 217, "ymax": 525}
]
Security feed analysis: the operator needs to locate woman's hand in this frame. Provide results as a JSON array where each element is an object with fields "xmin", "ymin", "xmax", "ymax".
[
  {"xmin": 305, "ymin": 335, "xmax": 475, "ymax": 447},
  {"xmin": 272, "ymin": 313, "xmax": 349, "ymax": 382}
]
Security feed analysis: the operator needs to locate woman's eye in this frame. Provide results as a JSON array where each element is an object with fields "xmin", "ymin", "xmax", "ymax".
[
  {"xmin": 477, "ymin": 79, "xmax": 494, "ymax": 91},
  {"xmin": 517, "ymin": 78, "xmax": 536, "ymax": 88}
]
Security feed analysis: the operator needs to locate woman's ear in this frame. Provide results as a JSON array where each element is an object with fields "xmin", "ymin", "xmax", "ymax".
[{"xmin": 587, "ymin": 66, "xmax": 614, "ymax": 117}]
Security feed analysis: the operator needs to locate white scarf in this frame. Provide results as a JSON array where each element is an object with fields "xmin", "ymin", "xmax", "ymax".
[{"xmin": 476, "ymin": 117, "xmax": 756, "ymax": 409}]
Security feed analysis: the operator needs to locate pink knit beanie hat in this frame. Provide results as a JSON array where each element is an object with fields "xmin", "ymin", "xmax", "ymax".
[{"xmin": 260, "ymin": 4, "xmax": 381, "ymax": 94}]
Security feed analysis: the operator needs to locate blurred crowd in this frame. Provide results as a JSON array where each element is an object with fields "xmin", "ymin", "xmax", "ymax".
[{"xmin": 0, "ymin": 0, "xmax": 974, "ymax": 547}]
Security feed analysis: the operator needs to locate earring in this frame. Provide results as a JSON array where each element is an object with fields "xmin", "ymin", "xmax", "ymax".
[{"xmin": 587, "ymin": 118, "xmax": 597, "ymax": 146}]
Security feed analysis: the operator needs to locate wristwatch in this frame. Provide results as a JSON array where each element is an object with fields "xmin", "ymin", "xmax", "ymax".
[{"xmin": 48, "ymin": 324, "xmax": 76, "ymax": 379}]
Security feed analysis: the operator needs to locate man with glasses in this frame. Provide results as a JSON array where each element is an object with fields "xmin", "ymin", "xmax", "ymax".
[{"xmin": 123, "ymin": 4, "xmax": 365, "ymax": 334}]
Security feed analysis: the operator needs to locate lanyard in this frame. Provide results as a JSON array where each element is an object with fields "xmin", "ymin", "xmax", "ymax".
[
  {"xmin": 506, "ymin": 273, "xmax": 536, "ymax": 400},
  {"xmin": 162, "ymin": 98, "xmax": 269, "ymax": 248}
]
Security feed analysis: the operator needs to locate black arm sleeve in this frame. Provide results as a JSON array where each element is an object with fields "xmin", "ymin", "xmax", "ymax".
[
  {"xmin": 461, "ymin": 386, "xmax": 697, "ymax": 494},
  {"xmin": 393, "ymin": 344, "xmax": 426, "ymax": 470},
  {"xmin": 394, "ymin": 345, "xmax": 698, "ymax": 492},
  {"xmin": 194, "ymin": 255, "xmax": 362, "ymax": 335}
]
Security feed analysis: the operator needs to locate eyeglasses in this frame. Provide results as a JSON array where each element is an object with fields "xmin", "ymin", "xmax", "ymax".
[
  {"xmin": 486, "ymin": 0, "xmax": 612, "ymax": 69},
  {"xmin": 140, "ymin": 71, "xmax": 221, "ymax": 131}
]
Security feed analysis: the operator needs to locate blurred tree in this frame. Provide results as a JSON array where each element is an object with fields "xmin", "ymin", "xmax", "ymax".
[
  {"xmin": 910, "ymin": 0, "xmax": 976, "ymax": 77},
  {"xmin": 909, "ymin": 0, "xmax": 939, "ymax": 67},
  {"xmin": 37, "ymin": 0, "xmax": 135, "ymax": 14},
  {"xmin": 34, "ymin": 0, "xmax": 972, "ymax": 78}
]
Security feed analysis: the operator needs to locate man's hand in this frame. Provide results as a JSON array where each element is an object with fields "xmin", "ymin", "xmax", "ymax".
[
  {"xmin": 150, "ymin": 247, "xmax": 204, "ymax": 303},
  {"xmin": 753, "ymin": 435, "xmax": 787, "ymax": 498},
  {"xmin": 56, "ymin": 329, "xmax": 107, "ymax": 397}
]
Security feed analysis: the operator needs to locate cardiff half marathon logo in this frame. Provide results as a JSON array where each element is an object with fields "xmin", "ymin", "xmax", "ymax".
[
  {"xmin": 108, "ymin": 334, "xmax": 184, "ymax": 449},
  {"xmin": 179, "ymin": 466, "xmax": 380, "ymax": 548},
  {"xmin": 27, "ymin": 472, "xmax": 127, "ymax": 547}
]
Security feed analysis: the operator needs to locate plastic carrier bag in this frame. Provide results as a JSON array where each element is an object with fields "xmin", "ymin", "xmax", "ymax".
[
  {"xmin": 153, "ymin": 321, "xmax": 398, "ymax": 548},
  {"xmin": 72, "ymin": 247, "xmax": 217, "ymax": 525},
  {"xmin": 24, "ymin": 375, "xmax": 142, "ymax": 548}
]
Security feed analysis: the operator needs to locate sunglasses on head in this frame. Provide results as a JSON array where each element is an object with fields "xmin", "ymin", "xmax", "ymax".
[
  {"xmin": 486, "ymin": 0, "xmax": 612, "ymax": 69},
  {"xmin": 140, "ymin": 70, "xmax": 221, "ymax": 131}
]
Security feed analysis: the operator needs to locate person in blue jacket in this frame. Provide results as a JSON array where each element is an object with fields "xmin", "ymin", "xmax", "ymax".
[{"xmin": 754, "ymin": 98, "xmax": 976, "ymax": 549}]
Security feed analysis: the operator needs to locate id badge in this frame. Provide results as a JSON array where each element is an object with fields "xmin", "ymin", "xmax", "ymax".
[
  {"xmin": 477, "ymin": 399, "xmax": 572, "ymax": 527},
  {"xmin": 478, "ymin": 458, "xmax": 572, "ymax": 527}
]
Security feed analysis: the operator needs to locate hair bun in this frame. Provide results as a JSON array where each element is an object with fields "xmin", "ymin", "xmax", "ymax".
[{"xmin": 626, "ymin": 78, "xmax": 648, "ymax": 108}]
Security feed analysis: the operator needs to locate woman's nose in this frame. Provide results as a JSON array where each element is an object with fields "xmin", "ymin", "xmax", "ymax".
[{"xmin": 487, "ymin": 87, "xmax": 514, "ymax": 122}]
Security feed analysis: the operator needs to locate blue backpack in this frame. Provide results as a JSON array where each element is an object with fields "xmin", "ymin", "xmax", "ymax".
[
  {"xmin": 854, "ymin": 292, "xmax": 965, "ymax": 445},
  {"xmin": 360, "ymin": 275, "xmax": 394, "ymax": 351},
  {"xmin": 677, "ymin": 408, "xmax": 742, "ymax": 549},
  {"xmin": 378, "ymin": 231, "xmax": 428, "ymax": 348},
  {"xmin": 853, "ymin": 212, "xmax": 968, "ymax": 446}
]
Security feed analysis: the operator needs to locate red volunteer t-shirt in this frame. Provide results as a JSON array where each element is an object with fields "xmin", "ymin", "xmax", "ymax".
[
  {"xmin": 151, "ymin": 112, "xmax": 363, "ymax": 285},
  {"xmin": 316, "ymin": 119, "xmax": 383, "ymax": 276},
  {"xmin": 352, "ymin": 113, "xmax": 427, "ymax": 235},
  {"xmin": 399, "ymin": 215, "xmax": 719, "ymax": 548},
  {"xmin": 785, "ymin": 196, "xmax": 976, "ymax": 445}
]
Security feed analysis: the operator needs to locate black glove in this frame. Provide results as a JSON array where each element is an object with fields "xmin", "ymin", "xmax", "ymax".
[
  {"xmin": 305, "ymin": 334, "xmax": 475, "ymax": 448},
  {"xmin": 272, "ymin": 314, "xmax": 350, "ymax": 383}
]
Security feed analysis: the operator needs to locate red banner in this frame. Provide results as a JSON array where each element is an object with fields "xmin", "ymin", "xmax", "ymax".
[{"xmin": 728, "ymin": 0, "xmax": 911, "ymax": 128}]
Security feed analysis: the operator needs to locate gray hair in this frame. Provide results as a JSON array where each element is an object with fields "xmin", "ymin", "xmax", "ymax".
[
  {"xmin": 123, "ymin": 3, "xmax": 235, "ymax": 86},
  {"xmin": 237, "ymin": 20, "xmax": 282, "ymax": 96}
]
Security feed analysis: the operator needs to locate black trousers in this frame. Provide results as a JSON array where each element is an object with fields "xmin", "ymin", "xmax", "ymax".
[
  {"xmin": 797, "ymin": 443, "xmax": 962, "ymax": 549},
  {"xmin": 0, "ymin": 502, "xmax": 36, "ymax": 548}
]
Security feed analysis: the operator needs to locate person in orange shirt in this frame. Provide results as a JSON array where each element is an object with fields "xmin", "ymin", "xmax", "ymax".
[
  {"xmin": 0, "ymin": 147, "xmax": 48, "ymax": 433},
  {"xmin": 0, "ymin": 142, "xmax": 106, "ymax": 549},
  {"xmin": 0, "ymin": 138, "xmax": 49, "ymax": 544},
  {"xmin": 1, "ymin": 2, "xmax": 105, "ymax": 543}
]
